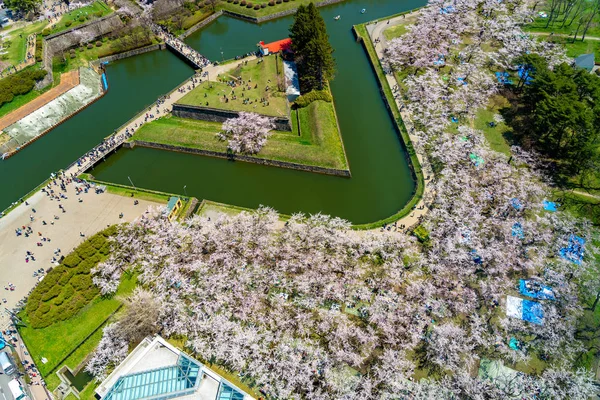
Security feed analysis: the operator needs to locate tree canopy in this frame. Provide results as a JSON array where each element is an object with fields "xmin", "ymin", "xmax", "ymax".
[
  {"xmin": 289, "ymin": 3, "xmax": 335, "ymax": 91},
  {"xmin": 510, "ymin": 59, "xmax": 600, "ymax": 175},
  {"xmin": 4, "ymin": 0, "xmax": 41, "ymax": 14}
]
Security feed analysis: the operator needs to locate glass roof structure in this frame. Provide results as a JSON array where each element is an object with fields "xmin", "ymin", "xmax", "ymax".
[
  {"xmin": 104, "ymin": 354, "xmax": 201, "ymax": 400},
  {"xmin": 218, "ymin": 382, "xmax": 245, "ymax": 400}
]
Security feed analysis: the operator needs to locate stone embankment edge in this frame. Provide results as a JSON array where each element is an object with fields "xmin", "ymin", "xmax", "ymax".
[
  {"xmin": 220, "ymin": 0, "xmax": 346, "ymax": 23},
  {"xmin": 91, "ymin": 43, "xmax": 165, "ymax": 66},
  {"xmin": 350, "ymin": 23, "xmax": 425, "ymax": 230},
  {"xmin": 179, "ymin": 11, "xmax": 224, "ymax": 39},
  {"xmin": 172, "ymin": 103, "xmax": 292, "ymax": 132},
  {"xmin": 126, "ymin": 140, "xmax": 351, "ymax": 177},
  {"xmin": 2, "ymin": 75, "xmax": 108, "ymax": 160}
]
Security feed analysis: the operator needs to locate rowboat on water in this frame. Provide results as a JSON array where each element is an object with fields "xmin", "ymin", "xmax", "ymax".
[
  {"xmin": 334, "ymin": 15, "xmax": 341, "ymax": 20},
  {"xmin": 361, "ymin": 8, "xmax": 366, "ymax": 13}
]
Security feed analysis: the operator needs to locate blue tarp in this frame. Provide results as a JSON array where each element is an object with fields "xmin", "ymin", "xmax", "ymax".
[
  {"xmin": 519, "ymin": 279, "xmax": 555, "ymax": 300},
  {"xmin": 509, "ymin": 337, "xmax": 521, "ymax": 350},
  {"xmin": 510, "ymin": 198, "xmax": 523, "ymax": 210},
  {"xmin": 440, "ymin": 5, "xmax": 456, "ymax": 14},
  {"xmin": 543, "ymin": 200, "xmax": 558, "ymax": 212},
  {"xmin": 495, "ymin": 71, "xmax": 513, "ymax": 85},
  {"xmin": 471, "ymin": 249, "xmax": 483, "ymax": 264},
  {"xmin": 457, "ymin": 77, "xmax": 467, "ymax": 86},
  {"xmin": 511, "ymin": 223, "xmax": 524, "ymax": 239},
  {"xmin": 560, "ymin": 234, "xmax": 585, "ymax": 264},
  {"xmin": 101, "ymin": 73, "xmax": 108, "ymax": 91},
  {"xmin": 451, "ymin": 116, "xmax": 459, "ymax": 123},
  {"xmin": 522, "ymin": 299, "xmax": 544, "ymax": 325},
  {"xmin": 517, "ymin": 65, "xmax": 534, "ymax": 85}
]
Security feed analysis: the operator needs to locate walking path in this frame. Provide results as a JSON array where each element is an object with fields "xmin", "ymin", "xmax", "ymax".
[
  {"xmin": 529, "ymin": 31, "xmax": 600, "ymax": 41},
  {"xmin": 0, "ymin": 70, "xmax": 80, "ymax": 132},
  {"xmin": 366, "ymin": 12, "xmax": 435, "ymax": 233},
  {"xmin": 157, "ymin": 26, "xmax": 211, "ymax": 69}
]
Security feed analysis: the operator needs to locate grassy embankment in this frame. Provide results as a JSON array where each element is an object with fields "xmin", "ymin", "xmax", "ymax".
[
  {"xmin": 352, "ymin": 22, "xmax": 424, "ymax": 229},
  {"xmin": 44, "ymin": 1, "xmax": 113, "ymax": 37},
  {"xmin": 136, "ymin": 55, "xmax": 348, "ymax": 170},
  {"xmin": 18, "ymin": 227, "xmax": 138, "ymax": 392},
  {"xmin": 218, "ymin": 0, "xmax": 345, "ymax": 19}
]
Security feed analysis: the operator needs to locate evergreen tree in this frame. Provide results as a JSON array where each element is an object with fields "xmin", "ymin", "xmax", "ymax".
[{"xmin": 289, "ymin": 3, "xmax": 335, "ymax": 91}]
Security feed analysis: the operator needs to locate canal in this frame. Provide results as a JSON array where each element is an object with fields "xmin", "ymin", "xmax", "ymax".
[{"xmin": 0, "ymin": 0, "xmax": 425, "ymax": 224}]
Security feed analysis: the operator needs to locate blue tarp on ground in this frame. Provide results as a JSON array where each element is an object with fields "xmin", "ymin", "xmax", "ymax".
[
  {"xmin": 519, "ymin": 279, "xmax": 555, "ymax": 300},
  {"xmin": 470, "ymin": 153, "xmax": 484, "ymax": 167},
  {"xmin": 506, "ymin": 295, "xmax": 544, "ymax": 325},
  {"xmin": 522, "ymin": 299, "xmax": 544, "ymax": 324},
  {"xmin": 511, "ymin": 198, "xmax": 523, "ymax": 210},
  {"xmin": 560, "ymin": 234, "xmax": 585, "ymax": 265},
  {"xmin": 509, "ymin": 337, "xmax": 521, "ymax": 350},
  {"xmin": 517, "ymin": 65, "xmax": 534, "ymax": 85},
  {"xmin": 512, "ymin": 223, "xmax": 524, "ymax": 239},
  {"xmin": 471, "ymin": 249, "xmax": 483, "ymax": 264},
  {"xmin": 543, "ymin": 200, "xmax": 558, "ymax": 212},
  {"xmin": 440, "ymin": 5, "xmax": 456, "ymax": 14},
  {"xmin": 495, "ymin": 71, "xmax": 513, "ymax": 85},
  {"xmin": 101, "ymin": 73, "xmax": 108, "ymax": 91}
]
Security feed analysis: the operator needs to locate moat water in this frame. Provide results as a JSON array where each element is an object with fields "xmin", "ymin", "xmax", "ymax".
[{"xmin": 0, "ymin": 0, "xmax": 425, "ymax": 224}]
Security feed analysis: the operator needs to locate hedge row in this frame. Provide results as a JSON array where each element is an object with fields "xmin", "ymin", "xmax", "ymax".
[
  {"xmin": 0, "ymin": 68, "xmax": 47, "ymax": 107},
  {"xmin": 293, "ymin": 89, "xmax": 332, "ymax": 108},
  {"xmin": 25, "ymin": 225, "xmax": 118, "ymax": 328}
]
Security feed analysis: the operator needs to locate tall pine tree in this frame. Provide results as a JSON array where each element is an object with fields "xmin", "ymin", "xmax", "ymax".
[{"xmin": 289, "ymin": 3, "xmax": 335, "ymax": 91}]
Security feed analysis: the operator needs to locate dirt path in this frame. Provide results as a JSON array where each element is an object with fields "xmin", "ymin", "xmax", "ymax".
[
  {"xmin": 529, "ymin": 31, "xmax": 600, "ymax": 41},
  {"xmin": 0, "ymin": 70, "xmax": 80, "ymax": 132}
]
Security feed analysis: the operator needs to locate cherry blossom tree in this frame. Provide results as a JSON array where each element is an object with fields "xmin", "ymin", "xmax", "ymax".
[{"xmin": 218, "ymin": 112, "xmax": 275, "ymax": 154}]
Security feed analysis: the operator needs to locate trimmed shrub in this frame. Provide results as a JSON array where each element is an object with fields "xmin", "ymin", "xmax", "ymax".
[
  {"xmin": 41, "ymin": 28, "xmax": 51, "ymax": 36},
  {"xmin": 246, "ymin": 2, "xmax": 253, "ymax": 7},
  {"xmin": 268, "ymin": 0, "xmax": 274, "ymax": 5},
  {"xmin": 96, "ymin": 40, "xmax": 102, "ymax": 47},
  {"xmin": 62, "ymin": 253, "xmax": 82, "ymax": 268},
  {"xmin": 23, "ymin": 226, "xmax": 116, "ymax": 328},
  {"xmin": 233, "ymin": 0, "xmax": 239, "ymax": 4},
  {"xmin": 0, "ymin": 67, "xmax": 47, "ymax": 107},
  {"xmin": 254, "ymin": 4, "xmax": 260, "ymax": 8},
  {"xmin": 78, "ymin": 15, "xmax": 86, "ymax": 22},
  {"xmin": 261, "ymin": 3, "xmax": 266, "ymax": 7},
  {"xmin": 95, "ymin": 10, "xmax": 103, "ymax": 17},
  {"xmin": 65, "ymin": 21, "xmax": 72, "ymax": 27},
  {"xmin": 284, "ymin": 0, "xmax": 289, "ymax": 2},
  {"xmin": 240, "ymin": 0, "xmax": 246, "ymax": 4},
  {"xmin": 87, "ymin": 43, "xmax": 94, "ymax": 49},
  {"xmin": 276, "ymin": 0, "xmax": 282, "ymax": 3},
  {"xmin": 294, "ymin": 90, "xmax": 333, "ymax": 108}
]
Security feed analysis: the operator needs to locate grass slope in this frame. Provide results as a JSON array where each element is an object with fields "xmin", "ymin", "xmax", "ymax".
[
  {"xmin": 218, "ymin": 0, "xmax": 344, "ymax": 19},
  {"xmin": 132, "ymin": 99, "xmax": 348, "ymax": 170},
  {"xmin": 179, "ymin": 56, "xmax": 288, "ymax": 117},
  {"xmin": 1, "ymin": 21, "xmax": 48, "ymax": 67},
  {"xmin": 46, "ymin": 1, "xmax": 113, "ymax": 36}
]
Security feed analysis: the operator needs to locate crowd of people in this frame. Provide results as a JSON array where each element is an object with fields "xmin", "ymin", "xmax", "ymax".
[{"xmin": 161, "ymin": 30, "xmax": 211, "ymax": 69}]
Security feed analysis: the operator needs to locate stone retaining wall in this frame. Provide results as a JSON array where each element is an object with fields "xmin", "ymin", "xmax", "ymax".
[
  {"xmin": 172, "ymin": 103, "xmax": 292, "ymax": 132},
  {"xmin": 222, "ymin": 0, "xmax": 346, "ymax": 23},
  {"xmin": 165, "ymin": 42, "xmax": 201, "ymax": 69},
  {"xmin": 45, "ymin": 14, "xmax": 119, "ymax": 40},
  {"xmin": 130, "ymin": 140, "xmax": 351, "ymax": 177},
  {"xmin": 179, "ymin": 11, "xmax": 223, "ymax": 39},
  {"xmin": 93, "ymin": 43, "xmax": 164, "ymax": 65}
]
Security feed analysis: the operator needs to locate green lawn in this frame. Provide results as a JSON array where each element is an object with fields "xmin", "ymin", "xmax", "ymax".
[
  {"xmin": 525, "ymin": 15, "xmax": 600, "ymax": 38},
  {"xmin": 474, "ymin": 95, "xmax": 513, "ymax": 156},
  {"xmin": 179, "ymin": 56, "xmax": 288, "ymax": 118},
  {"xmin": 218, "ymin": 0, "xmax": 342, "ymax": 18},
  {"xmin": 0, "ymin": 82, "xmax": 51, "ymax": 119},
  {"xmin": 45, "ymin": 1, "xmax": 113, "ymax": 36},
  {"xmin": 384, "ymin": 24, "xmax": 408, "ymax": 40},
  {"xmin": 19, "ymin": 273, "xmax": 137, "ymax": 377},
  {"xmin": 132, "ymin": 98, "xmax": 348, "ymax": 170},
  {"xmin": 1, "ymin": 21, "xmax": 48, "ymax": 67}
]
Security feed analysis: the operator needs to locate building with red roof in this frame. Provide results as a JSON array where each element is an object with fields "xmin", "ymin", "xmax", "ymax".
[{"xmin": 258, "ymin": 38, "xmax": 292, "ymax": 56}]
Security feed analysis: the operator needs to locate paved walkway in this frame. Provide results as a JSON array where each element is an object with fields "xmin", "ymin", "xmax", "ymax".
[
  {"xmin": 366, "ymin": 12, "xmax": 435, "ymax": 233},
  {"xmin": 0, "ymin": 179, "xmax": 160, "ymax": 328},
  {"xmin": 0, "ymin": 70, "xmax": 80, "ymax": 132}
]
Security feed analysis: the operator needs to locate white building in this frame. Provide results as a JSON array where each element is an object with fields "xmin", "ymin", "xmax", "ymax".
[{"xmin": 95, "ymin": 336, "xmax": 254, "ymax": 400}]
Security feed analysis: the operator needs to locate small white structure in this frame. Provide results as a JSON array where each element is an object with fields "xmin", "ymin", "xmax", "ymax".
[
  {"xmin": 96, "ymin": 336, "xmax": 254, "ymax": 400},
  {"xmin": 283, "ymin": 60, "xmax": 301, "ymax": 102}
]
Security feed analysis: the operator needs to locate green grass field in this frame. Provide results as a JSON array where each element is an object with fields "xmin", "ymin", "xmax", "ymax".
[
  {"xmin": 525, "ymin": 15, "xmax": 600, "ymax": 38},
  {"xmin": 179, "ymin": 56, "xmax": 288, "ymax": 117},
  {"xmin": 132, "ymin": 99, "xmax": 348, "ymax": 170},
  {"xmin": 19, "ymin": 273, "xmax": 137, "ymax": 377},
  {"xmin": 46, "ymin": 1, "xmax": 112, "ymax": 36},
  {"xmin": 1, "ymin": 21, "xmax": 48, "ymax": 67}
]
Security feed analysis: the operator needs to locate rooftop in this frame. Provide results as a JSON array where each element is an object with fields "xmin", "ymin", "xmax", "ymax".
[
  {"xmin": 259, "ymin": 38, "xmax": 292, "ymax": 54},
  {"xmin": 96, "ymin": 336, "xmax": 253, "ymax": 400}
]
